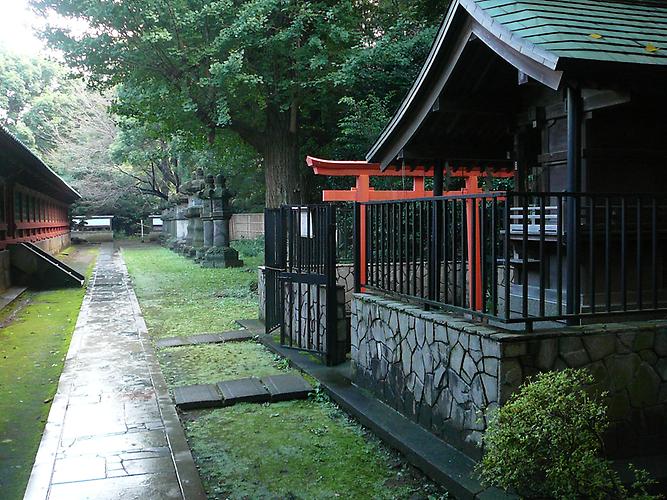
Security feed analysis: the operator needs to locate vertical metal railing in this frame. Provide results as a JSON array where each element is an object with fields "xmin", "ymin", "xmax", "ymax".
[
  {"xmin": 264, "ymin": 208, "xmax": 286, "ymax": 334},
  {"xmin": 358, "ymin": 192, "xmax": 667, "ymax": 326}
]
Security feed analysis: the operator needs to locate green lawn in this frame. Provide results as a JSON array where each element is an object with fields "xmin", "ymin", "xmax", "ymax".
[
  {"xmin": 123, "ymin": 242, "xmax": 261, "ymax": 338},
  {"xmin": 0, "ymin": 245, "xmax": 98, "ymax": 500},
  {"xmin": 122, "ymin": 241, "xmax": 447, "ymax": 499}
]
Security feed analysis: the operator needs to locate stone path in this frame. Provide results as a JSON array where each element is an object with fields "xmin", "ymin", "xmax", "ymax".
[{"xmin": 25, "ymin": 243, "xmax": 205, "ymax": 500}]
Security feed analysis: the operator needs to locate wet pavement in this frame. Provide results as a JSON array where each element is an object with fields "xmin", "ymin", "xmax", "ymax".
[{"xmin": 25, "ymin": 244, "xmax": 205, "ymax": 500}]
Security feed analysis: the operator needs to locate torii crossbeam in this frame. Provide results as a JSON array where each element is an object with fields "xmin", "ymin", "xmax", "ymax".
[{"xmin": 307, "ymin": 156, "xmax": 513, "ymax": 309}]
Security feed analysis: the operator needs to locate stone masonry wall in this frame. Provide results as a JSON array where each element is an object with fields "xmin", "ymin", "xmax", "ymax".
[
  {"xmin": 258, "ymin": 264, "xmax": 355, "ymax": 322},
  {"xmin": 258, "ymin": 266, "xmax": 266, "ymax": 321},
  {"xmin": 33, "ymin": 233, "xmax": 71, "ymax": 256},
  {"xmin": 351, "ymin": 293, "xmax": 667, "ymax": 460},
  {"xmin": 282, "ymin": 282, "xmax": 348, "ymax": 362}
]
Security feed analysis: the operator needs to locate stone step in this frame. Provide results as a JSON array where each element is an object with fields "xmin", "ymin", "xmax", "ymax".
[
  {"xmin": 0, "ymin": 286, "xmax": 28, "ymax": 311},
  {"xmin": 173, "ymin": 384, "xmax": 224, "ymax": 410},
  {"xmin": 173, "ymin": 374, "xmax": 313, "ymax": 410},
  {"xmin": 216, "ymin": 378, "xmax": 270, "ymax": 404},
  {"xmin": 263, "ymin": 374, "xmax": 314, "ymax": 402},
  {"xmin": 156, "ymin": 330, "xmax": 255, "ymax": 349}
]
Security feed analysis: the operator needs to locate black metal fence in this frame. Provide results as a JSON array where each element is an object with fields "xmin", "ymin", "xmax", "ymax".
[
  {"xmin": 264, "ymin": 208, "xmax": 285, "ymax": 333},
  {"xmin": 264, "ymin": 204, "xmax": 350, "ymax": 365},
  {"xmin": 356, "ymin": 192, "xmax": 667, "ymax": 328}
]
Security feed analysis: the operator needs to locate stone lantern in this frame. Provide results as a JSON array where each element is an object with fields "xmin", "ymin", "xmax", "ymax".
[
  {"xmin": 179, "ymin": 167, "xmax": 206, "ymax": 258},
  {"xmin": 197, "ymin": 174, "xmax": 216, "ymax": 259},
  {"xmin": 201, "ymin": 174, "xmax": 243, "ymax": 268},
  {"xmin": 163, "ymin": 192, "xmax": 188, "ymax": 251}
]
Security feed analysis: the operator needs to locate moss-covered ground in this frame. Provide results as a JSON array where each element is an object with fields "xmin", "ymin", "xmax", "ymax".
[
  {"xmin": 0, "ymin": 244, "xmax": 99, "ymax": 500},
  {"xmin": 122, "ymin": 241, "xmax": 447, "ymax": 499}
]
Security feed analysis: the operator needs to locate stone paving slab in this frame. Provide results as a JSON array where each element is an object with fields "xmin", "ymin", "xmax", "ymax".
[
  {"xmin": 235, "ymin": 318, "xmax": 265, "ymax": 332},
  {"xmin": 174, "ymin": 374, "xmax": 313, "ymax": 410},
  {"xmin": 220, "ymin": 330, "xmax": 257, "ymax": 342},
  {"xmin": 216, "ymin": 377, "xmax": 270, "ymax": 404},
  {"xmin": 24, "ymin": 243, "xmax": 206, "ymax": 500},
  {"xmin": 188, "ymin": 333, "xmax": 226, "ymax": 345},
  {"xmin": 156, "ymin": 330, "xmax": 255, "ymax": 348},
  {"xmin": 156, "ymin": 336, "xmax": 188, "ymax": 348},
  {"xmin": 173, "ymin": 384, "xmax": 224, "ymax": 410},
  {"xmin": 262, "ymin": 374, "xmax": 314, "ymax": 402}
]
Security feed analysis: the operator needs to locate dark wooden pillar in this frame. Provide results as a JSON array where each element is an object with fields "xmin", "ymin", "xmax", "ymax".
[
  {"xmin": 433, "ymin": 160, "xmax": 444, "ymax": 196},
  {"xmin": 7, "ymin": 182, "xmax": 15, "ymax": 239},
  {"xmin": 566, "ymin": 86, "xmax": 582, "ymax": 322}
]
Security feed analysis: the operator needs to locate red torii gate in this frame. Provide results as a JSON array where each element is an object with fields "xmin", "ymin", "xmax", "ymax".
[{"xmin": 307, "ymin": 156, "xmax": 512, "ymax": 309}]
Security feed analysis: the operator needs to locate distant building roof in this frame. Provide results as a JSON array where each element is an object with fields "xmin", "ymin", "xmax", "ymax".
[
  {"xmin": 0, "ymin": 124, "xmax": 80, "ymax": 203},
  {"xmin": 72, "ymin": 216, "xmax": 113, "ymax": 229}
]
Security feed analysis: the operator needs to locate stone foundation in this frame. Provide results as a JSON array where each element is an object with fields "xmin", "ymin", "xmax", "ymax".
[
  {"xmin": 0, "ymin": 233, "xmax": 72, "ymax": 291},
  {"xmin": 71, "ymin": 230, "xmax": 113, "ymax": 243},
  {"xmin": 351, "ymin": 293, "xmax": 667, "ymax": 459},
  {"xmin": 0, "ymin": 250, "xmax": 10, "ymax": 290},
  {"xmin": 33, "ymin": 233, "xmax": 72, "ymax": 255}
]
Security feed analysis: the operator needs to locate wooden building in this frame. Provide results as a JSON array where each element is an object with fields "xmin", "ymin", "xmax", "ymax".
[
  {"xmin": 348, "ymin": 0, "xmax": 667, "ymax": 464},
  {"xmin": 363, "ymin": 0, "xmax": 667, "ymax": 326},
  {"xmin": 0, "ymin": 125, "xmax": 81, "ymax": 290},
  {"xmin": 264, "ymin": 0, "xmax": 667, "ymax": 472}
]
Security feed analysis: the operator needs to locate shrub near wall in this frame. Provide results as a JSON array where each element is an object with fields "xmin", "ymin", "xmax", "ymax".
[{"xmin": 478, "ymin": 369, "xmax": 662, "ymax": 500}]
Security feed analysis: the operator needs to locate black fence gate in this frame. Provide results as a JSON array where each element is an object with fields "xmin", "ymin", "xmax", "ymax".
[
  {"xmin": 264, "ymin": 208, "xmax": 285, "ymax": 333},
  {"xmin": 264, "ymin": 205, "xmax": 347, "ymax": 366}
]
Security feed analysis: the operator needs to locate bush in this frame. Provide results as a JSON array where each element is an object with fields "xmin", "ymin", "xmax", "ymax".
[
  {"xmin": 477, "ymin": 368, "xmax": 661, "ymax": 499},
  {"xmin": 232, "ymin": 237, "xmax": 264, "ymax": 258}
]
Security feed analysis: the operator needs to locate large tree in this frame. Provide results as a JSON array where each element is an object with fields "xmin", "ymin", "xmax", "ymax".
[{"xmin": 32, "ymin": 0, "xmax": 366, "ymax": 207}]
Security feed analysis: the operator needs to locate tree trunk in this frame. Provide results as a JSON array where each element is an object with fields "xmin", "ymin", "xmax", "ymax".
[{"xmin": 263, "ymin": 106, "xmax": 312, "ymax": 208}]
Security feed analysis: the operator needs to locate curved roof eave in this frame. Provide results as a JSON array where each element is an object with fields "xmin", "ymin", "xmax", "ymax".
[
  {"xmin": 0, "ymin": 124, "xmax": 81, "ymax": 202},
  {"xmin": 365, "ymin": 0, "xmax": 563, "ymax": 168}
]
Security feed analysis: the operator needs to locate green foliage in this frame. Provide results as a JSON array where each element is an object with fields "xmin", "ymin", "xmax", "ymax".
[
  {"xmin": 477, "ymin": 368, "xmax": 661, "ymax": 500},
  {"xmin": 31, "ymin": 0, "xmax": 370, "ymax": 204},
  {"xmin": 0, "ymin": 47, "xmax": 162, "ymax": 228},
  {"xmin": 0, "ymin": 49, "xmax": 60, "ymax": 146},
  {"xmin": 158, "ymin": 343, "xmax": 289, "ymax": 388},
  {"xmin": 231, "ymin": 237, "xmax": 265, "ymax": 258},
  {"xmin": 185, "ymin": 400, "xmax": 447, "ymax": 499},
  {"xmin": 31, "ymin": 0, "xmax": 451, "ymax": 205}
]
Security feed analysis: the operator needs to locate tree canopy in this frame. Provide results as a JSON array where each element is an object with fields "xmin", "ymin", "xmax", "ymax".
[{"xmin": 31, "ymin": 0, "xmax": 449, "ymax": 207}]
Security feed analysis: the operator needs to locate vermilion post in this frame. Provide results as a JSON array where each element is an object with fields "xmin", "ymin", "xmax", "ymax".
[
  {"xmin": 308, "ymin": 157, "xmax": 509, "ymax": 309},
  {"xmin": 464, "ymin": 176, "xmax": 484, "ymax": 311}
]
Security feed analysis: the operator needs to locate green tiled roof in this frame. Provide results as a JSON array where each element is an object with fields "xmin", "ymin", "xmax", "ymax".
[{"xmin": 476, "ymin": 0, "xmax": 667, "ymax": 65}]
